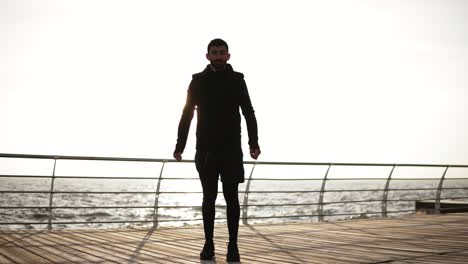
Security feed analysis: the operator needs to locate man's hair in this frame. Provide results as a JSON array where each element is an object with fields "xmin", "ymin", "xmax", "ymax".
[{"xmin": 207, "ymin": 38, "xmax": 229, "ymax": 53}]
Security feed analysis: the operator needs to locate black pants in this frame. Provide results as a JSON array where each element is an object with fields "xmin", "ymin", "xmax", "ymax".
[{"xmin": 195, "ymin": 150, "xmax": 244, "ymax": 243}]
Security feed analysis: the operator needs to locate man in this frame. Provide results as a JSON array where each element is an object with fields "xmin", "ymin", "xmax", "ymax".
[{"xmin": 174, "ymin": 38, "xmax": 260, "ymax": 262}]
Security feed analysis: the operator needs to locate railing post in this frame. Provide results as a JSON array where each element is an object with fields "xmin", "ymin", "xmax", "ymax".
[
  {"xmin": 317, "ymin": 164, "xmax": 332, "ymax": 222},
  {"xmin": 242, "ymin": 163, "xmax": 256, "ymax": 225},
  {"xmin": 153, "ymin": 160, "xmax": 166, "ymax": 228},
  {"xmin": 47, "ymin": 158, "xmax": 57, "ymax": 230},
  {"xmin": 382, "ymin": 165, "xmax": 396, "ymax": 217},
  {"xmin": 435, "ymin": 166, "xmax": 449, "ymax": 214}
]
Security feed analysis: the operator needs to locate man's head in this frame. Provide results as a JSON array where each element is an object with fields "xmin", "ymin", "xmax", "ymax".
[{"xmin": 206, "ymin": 38, "xmax": 230, "ymax": 70}]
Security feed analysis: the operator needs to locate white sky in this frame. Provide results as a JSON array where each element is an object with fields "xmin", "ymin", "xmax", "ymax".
[{"xmin": 2, "ymin": 0, "xmax": 468, "ymax": 164}]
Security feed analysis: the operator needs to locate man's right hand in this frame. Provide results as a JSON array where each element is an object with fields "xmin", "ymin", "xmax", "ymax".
[
  {"xmin": 173, "ymin": 152, "xmax": 182, "ymax": 162},
  {"xmin": 250, "ymin": 147, "xmax": 261, "ymax": 160}
]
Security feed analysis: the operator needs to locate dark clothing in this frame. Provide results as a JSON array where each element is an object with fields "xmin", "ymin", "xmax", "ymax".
[
  {"xmin": 195, "ymin": 150, "xmax": 245, "ymax": 183},
  {"xmin": 195, "ymin": 150, "xmax": 241, "ymax": 243},
  {"xmin": 174, "ymin": 63, "xmax": 259, "ymax": 246},
  {"xmin": 175, "ymin": 64, "xmax": 259, "ymax": 154}
]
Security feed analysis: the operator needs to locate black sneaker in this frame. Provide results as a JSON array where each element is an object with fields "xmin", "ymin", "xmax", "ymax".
[
  {"xmin": 200, "ymin": 240, "xmax": 215, "ymax": 260},
  {"xmin": 226, "ymin": 242, "xmax": 240, "ymax": 262}
]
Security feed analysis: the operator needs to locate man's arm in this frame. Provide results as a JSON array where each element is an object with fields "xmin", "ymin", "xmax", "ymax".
[
  {"xmin": 239, "ymin": 78, "xmax": 261, "ymax": 160},
  {"xmin": 174, "ymin": 82, "xmax": 195, "ymax": 161}
]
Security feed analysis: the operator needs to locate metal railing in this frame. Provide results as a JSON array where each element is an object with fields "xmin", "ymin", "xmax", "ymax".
[{"xmin": 1, "ymin": 153, "xmax": 468, "ymax": 229}]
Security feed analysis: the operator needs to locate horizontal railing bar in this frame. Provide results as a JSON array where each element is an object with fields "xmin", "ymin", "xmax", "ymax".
[
  {"xmin": 250, "ymin": 178, "xmax": 325, "ymax": 181},
  {"xmin": 2, "ymin": 153, "xmax": 468, "ymax": 168},
  {"xmin": 384, "ymin": 178, "xmax": 468, "ymax": 181},
  {"xmin": 0, "ymin": 205, "xmax": 232, "ymax": 209},
  {"xmin": 18, "ymin": 207, "xmax": 468, "ymax": 226},
  {"xmin": 0, "ymin": 219, "xmax": 211, "ymax": 225},
  {"xmin": 322, "ymin": 197, "xmax": 468, "ymax": 204},
  {"xmin": 1, "ymin": 206, "xmax": 220, "ymax": 210},
  {"xmin": 7, "ymin": 206, "xmax": 468, "ymax": 227},
  {"xmin": 324, "ymin": 187, "xmax": 468, "ymax": 192},
  {"xmin": 0, "ymin": 191, "xmax": 51, "ymax": 193},
  {"xmin": 0, "ymin": 175, "xmax": 160, "ymax": 180},
  {"xmin": 0, "ymin": 190, "xmax": 314, "ymax": 194},
  {"xmin": 252, "ymin": 178, "xmax": 451, "ymax": 181},
  {"xmin": 0, "ymin": 203, "xmax": 376, "ymax": 209},
  {"xmin": 0, "ymin": 190, "xmax": 356, "ymax": 194},
  {"xmin": 385, "ymin": 197, "xmax": 468, "ymax": 203},
  {"xmin": 0, "ymin": 210, "xmax": 417, "ymax": 226},
  {"xmin": 292, "ymin": 197, "xmax": 468, "ymax": 205},
  {"xmin": 3, "ymin": 187, "xmax": 468, "ymax": 195},
  {"xmin": 247, "ymin": 198, "xmax": 463, "ymax": 206},
  {"xmin": 324, "ymin": 188, "xmax": 426, "ymax": 192},
  {"xmin": 382, "ymin": 197, "xmax": 468, "ymax": 202},
  {"xmin": 6, "ymin": 196, "xmax": 468, "ymax": 210},
  {"xmin": 0, "ymin": 175, "xmax": 199, "ymax": 180},
  {"xmin": 53, "ymin": 176, "xmax": 159, "ymax": 180},
  {"xmin": 4, "ymin": 196, "xmax": 468, "ymax": 210},
  {"xmin": 249, "ymin": 199, "xmax": 398, "ymax": 206},
  {"xmin": 243, "ymin": 203, "xmax": 320, "ymax": 207},
  {"xmin": 0, "ymin": 190, "xmax": 318, "ymax": 194},
  {"xmin": 0, "ymin": 206, "xmax": 250, "ymax": 210},
  {"xmin": 248, "ymin": 200, "xmax": 382, "ymax": 206},
  {"xmin": 0, "ymin": 191, "xmax": 158, "ymax": 194},
  {"xmin": 160, "ymin": 178, "xmax": 198, "ymax": 180},
  {"xmin": 0, "ymin": 175, "xmax": 53, "ymax": 178},
  {"xmin": 2, "ymin": 175, "xmax": 468, "ymax": 182},
  {"xmin": 387, "ymin": 187, "xmax": 468, "ymax": 191},
  {"xmin": 0, "ymin": 219, "xmax": 199, "ymax": 225},
  {"xmin": 0, "ymin": 191, "xmax": 207, "ymax": 194},
  {"xmin": 326, "ymin": 178, "xmax": 468, "ymax": 181},
  {"xmin": 247, "ymin": 178, "xmax": 461, "ymax": 181},
  {"xmin": 55, "ymin": 176, "xmax": 159, "ymax": 180},
  {"xmin": 322, "ymin": 200, "xmax": 383, "ymax": 205},
  {"xmin": 0, "ymin": 153, "xmax": 174, "ymax": 163},
  {"xmin": 245, "ymin": 210, "xmax": 417, "ymax": 220}
]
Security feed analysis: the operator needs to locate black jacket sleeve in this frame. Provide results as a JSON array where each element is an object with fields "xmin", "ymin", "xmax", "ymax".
[
  {"xmin": 239, "ymin": 78, "xmax": 259, "ymax": 149},
  {"xmin": 174, "ymin": 81, "xmax": 195, "ymax": 154}
]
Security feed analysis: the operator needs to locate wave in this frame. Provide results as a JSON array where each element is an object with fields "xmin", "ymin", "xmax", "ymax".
[{"xmin": 1, "ymin": 178, "xmax": 467, "ymax": 229}]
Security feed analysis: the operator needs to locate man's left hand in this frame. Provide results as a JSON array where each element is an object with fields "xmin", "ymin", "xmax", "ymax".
[{"xmin": 250, "ymin": 147, "xmax": 261, "ymax": 160}]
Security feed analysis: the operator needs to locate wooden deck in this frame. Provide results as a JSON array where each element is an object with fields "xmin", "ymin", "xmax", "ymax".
[{"xmin": 1, "ymin": 213, "xmax": 468, "ymax": 264}]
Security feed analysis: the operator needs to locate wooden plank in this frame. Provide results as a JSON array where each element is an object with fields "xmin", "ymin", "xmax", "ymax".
[
  {"xmin": 14, "ymin": 231, "xmax": 117, "ymax": 264},
  {"xmin": 234, "ymin": 241, "xmax": 317, "ymax": 264},
  {"xmin": 1, "ymin": 213, "xmax": 468, "ymax": 263},
  {"xmin": 107, "ymin": 230, "xmax": 207, "ymax": 263},
  {"xmin": 0, "ymin": 254, "xmax": 15, "ymax": 264},
  {"xmin": 6, "ymin": 232, "xmax": 86, "ymax": 264},
  {"xmin": 41, "ymin": 231, "xmax": 132, "ymax": 264},
  {"xmin": 61, "ymin": 230, "xmax": 197, "ymax": 264},
  {"xmin": 49, "ymin": 232, "xmax": 167, "ymax": 264},
  {"xmin": 22, "ymin": 231, "xmax": 119, "ymax": 264},
  {"xmin": 0, "ymin": 236, "xmax": 54, "ymax": 264}
]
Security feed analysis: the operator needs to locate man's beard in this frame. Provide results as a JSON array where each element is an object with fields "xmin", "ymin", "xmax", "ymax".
[{"xmin": 211, "ymin": 60, "xmax": 226, "ymax": 70}]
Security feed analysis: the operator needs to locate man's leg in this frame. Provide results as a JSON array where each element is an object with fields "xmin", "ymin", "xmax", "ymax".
[
  {"xmin": 222, "ymin": 180, "xmax": 240, "ymax": 244},
  {"xmin": 220, "ymin": 151, "xmax": 243, "ymax": 262},
  {"xmin": 201, "ymin": 179, "xmax": 218, "ymax": 242},
  {"xmin": 195, "ymin": 151, "xmax": 219, "ymax": 259},
  {"xmin": 222, "ymin": 177, "xmax": 241, "ymax": 262}
]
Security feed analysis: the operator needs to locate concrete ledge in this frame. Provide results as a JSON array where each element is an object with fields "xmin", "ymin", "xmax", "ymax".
[{"xmin": 416, "ymin": 199, "xmax": 468, "ymax": 214}]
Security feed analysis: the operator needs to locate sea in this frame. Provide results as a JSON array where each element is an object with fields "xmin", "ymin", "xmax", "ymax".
[{"xmin": 1, "ymin": 159, "xmax": 467, "ymax": 230}]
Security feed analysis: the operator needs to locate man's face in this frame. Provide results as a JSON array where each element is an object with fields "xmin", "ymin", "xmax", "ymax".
[{"xmin": 206, "ymin": 46, "xmax": 230, "ymax": 69}]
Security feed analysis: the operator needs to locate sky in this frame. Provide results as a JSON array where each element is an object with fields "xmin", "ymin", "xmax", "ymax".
[{"xmin": 2, "ymin": 0, "xmax": 468, "ymax": 165}]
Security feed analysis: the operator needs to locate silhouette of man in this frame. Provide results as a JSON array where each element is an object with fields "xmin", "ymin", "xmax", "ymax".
[{"xmin": 174, "ymin": 38, "xmax": 260, "ymax": 262}]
